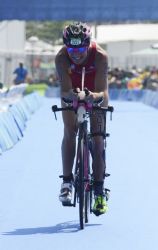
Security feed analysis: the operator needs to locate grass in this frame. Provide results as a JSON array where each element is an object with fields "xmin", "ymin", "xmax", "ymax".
[{"xmin": 25, "ymin": 83, "xmax": 48, "ymax": 96}]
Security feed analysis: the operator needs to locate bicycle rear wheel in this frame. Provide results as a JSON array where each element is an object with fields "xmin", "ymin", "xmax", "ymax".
[{"xmin": 85, "ymin": 191, "xmax": 90, "ymax": 223}]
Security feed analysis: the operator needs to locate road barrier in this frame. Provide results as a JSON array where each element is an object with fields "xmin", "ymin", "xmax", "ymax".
[
  {"xmin": 0, "ymin": 92, "xmax": 42, "ymax": 154},
  {"xmin": 109, "ymin": 89, "xmax": 158, "ymax": 109},
  {"xmin": 45, "ymin": 86, "xmax": 158, "ymax": 109},
  {"xmin": 45, "ymin": 86, "xmax": 60, "ymax": 97}
]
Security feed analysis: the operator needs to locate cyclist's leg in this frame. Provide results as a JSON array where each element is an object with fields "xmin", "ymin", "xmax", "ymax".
[
  {"xmin": 61, "ymin": 109, "xmax": 78, "ymax": 177},
  {"xmin": 90, "ymin": 111, "xmax": 108, "ymax": 215},
  {"xmin": 90, "ymin": 110, "xmax": 105, "ymax": 183},
  {"xmin": 59, "ymin": 110, "xmax": 78, "ymax": 204}
]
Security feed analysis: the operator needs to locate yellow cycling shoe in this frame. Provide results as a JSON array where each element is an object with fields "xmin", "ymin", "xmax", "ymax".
[{"xmin": 93, "ymin": 195, "xmax": 108, "ymax": 216}]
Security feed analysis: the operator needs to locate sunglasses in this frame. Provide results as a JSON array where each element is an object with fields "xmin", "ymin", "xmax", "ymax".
[{"xmin": 67, "ymin": 47, "xmax": 87, "ymax": 54}]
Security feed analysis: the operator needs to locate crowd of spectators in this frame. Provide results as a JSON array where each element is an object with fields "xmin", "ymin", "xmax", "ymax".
[
  {"xmin": 108, "ymin": 66, "xmax": 158, "ymax": 91},
  {"xmin": 17, "ymin": 65, "xmax": 158, "ymax": 92},
  {"xmin": 48, "ymin": 66, "xmax": 158, "ymax": 91}
]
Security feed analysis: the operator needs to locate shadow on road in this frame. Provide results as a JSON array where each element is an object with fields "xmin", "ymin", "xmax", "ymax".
[{"xmin": 2, "ymin": 221, "xmax": 102, "ymax": 235}]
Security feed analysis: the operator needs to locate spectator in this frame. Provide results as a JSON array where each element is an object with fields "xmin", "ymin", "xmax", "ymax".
[
  {"xmin": 0, "ymin": 82, "xmax": 3, "ymax": 89},
  {"xmin": 47, "ymin": 73, "xmax": 59, "ymax": 87},
  {"xmin": 13, "ymin": 62, "xmax": 28, "ymax": 85}
]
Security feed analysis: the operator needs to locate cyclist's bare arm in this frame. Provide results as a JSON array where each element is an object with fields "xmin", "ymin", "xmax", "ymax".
[
  {"xmin": 55, "ymin": 48, "xmax": 73, "ymax": 99},
  {"xmin": 92, "ymin": 44, "xmax": 109, "ymax": 106}
]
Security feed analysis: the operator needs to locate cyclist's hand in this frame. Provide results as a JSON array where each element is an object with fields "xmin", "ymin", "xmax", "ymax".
[
  {"xmin": 68, "ymin": 88, "xmax": 80, "ymax": 101},
  {"xmin": 76, "ymin": 87, "xmax": 94, "ymax": 103},
  {"xmin": 84, "ymin": 88, "xmax": 104, "ymax": 105},
  {"xmin": 84, "ymin": 88, "xmax": 94, "ymax": 103},
  {"xmin": 73, "ymin": 88, "xmax": 86, "ymax": 101}
]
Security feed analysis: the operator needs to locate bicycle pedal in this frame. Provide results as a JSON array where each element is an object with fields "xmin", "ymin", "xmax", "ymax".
[
  {"xmin": 92, "ymin": 209, "xmax": 104, "ymax": 217},
  {"xmin": 62, "ymin": 202, "xmax": 74, "ymax": 207},
  {"xmin": 105, "ymin": 193, "xmax": 110, "ymax": 201},
  {"xmin": 105, "ymin": 173, "xmax": 110, "ymax": 177},
  {"xmin": 104, "ymin": 188, "xmax": 110, "ymax": 201}
]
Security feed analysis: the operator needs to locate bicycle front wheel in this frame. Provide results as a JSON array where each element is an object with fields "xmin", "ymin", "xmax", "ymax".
[
  {"xmin": 78, "ymin": 137, "xmax": 85, "ymax": 230},
  {"xmin": 84, "ymin": 141, "xmax": 90, "ymax": 224}
]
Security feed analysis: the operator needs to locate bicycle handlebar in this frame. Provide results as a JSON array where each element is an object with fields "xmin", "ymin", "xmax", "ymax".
[
  {"xmin": 62, "ymin": 96, "xmax": 104, "ymax": 105},
  {"xmin": 52, "ymin": 101, "xmax": 114, "ymax": 120}
]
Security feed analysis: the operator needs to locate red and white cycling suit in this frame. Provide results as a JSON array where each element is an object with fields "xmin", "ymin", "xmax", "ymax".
[{"xmin": 68, "ymin": 42, "xmax": 96, "ymax": 91}]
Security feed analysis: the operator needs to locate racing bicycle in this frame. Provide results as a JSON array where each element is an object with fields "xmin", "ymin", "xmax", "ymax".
[{"xmin": 52, "ymin": 92, "xmax": 114, "ymax": 229}]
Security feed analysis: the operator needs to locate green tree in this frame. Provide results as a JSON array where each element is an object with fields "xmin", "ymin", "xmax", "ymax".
[{"xmin": 26, "ymin": 21, "xmax": 70, "ymax": 44}]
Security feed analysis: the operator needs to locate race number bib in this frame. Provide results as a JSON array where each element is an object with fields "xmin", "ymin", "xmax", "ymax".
[{"xmin": 70, "ymin": 38, "xmax": 82, "ymax": 46}]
